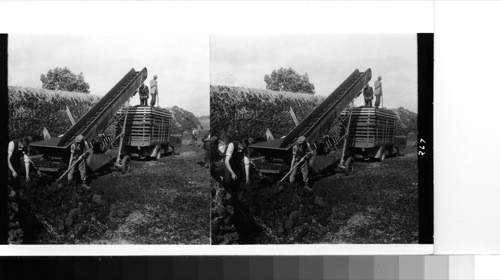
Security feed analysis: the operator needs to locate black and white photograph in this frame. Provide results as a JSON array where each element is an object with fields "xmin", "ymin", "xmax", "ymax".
[
  {"xmin": 210, "ymin": 34, "xmax": 429, "ymax": 244},
  {"xmin": 6, "ymin": 35, "xmax": 210, "ymax": 244}
]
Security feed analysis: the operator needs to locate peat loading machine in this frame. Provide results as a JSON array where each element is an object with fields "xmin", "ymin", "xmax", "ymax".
[
  {"xmin": 250, "ymin": 68, "xmax": 400, "ymax": 177},
  {"xmin": 29, "ymin": 68, "xmax": 181, "ymax": 176}
]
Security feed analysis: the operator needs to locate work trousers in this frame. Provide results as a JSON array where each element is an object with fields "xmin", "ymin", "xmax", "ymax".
[
  {"xmin": 68, "ymin": 158, "xmax": 86, "ymax": 183},
  {"xmin": 289, "ymin": 159, "xmax": 309, "ymax": 185},
  {"xmin": 375, "ymin": 95, "xmax": 381, "ymax": 108},
  {"xmin": 150, "ymin": 94, "xmax": 157, "ymax": 107},
  {"xmin": 8, "ymin": 176, "xmax": 21, "ymax": 194},
  {"xmin": 224, "ymin": 163, "xmax": 244, "ymax": 195},
  {"xmin": 364, "ymin": 98, "xmax": 372, "ymax": 107},
  {"xmin": 140, "ymin": 97, "xmax": 148, "ymax": 106}
]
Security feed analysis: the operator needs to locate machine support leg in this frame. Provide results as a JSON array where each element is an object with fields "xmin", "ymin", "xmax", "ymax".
[
  {"xmin": 339, "ymin": 101, "xmax": 354, "ymax": 167},
  {"xmin": 116, "ymin": 108, "xmax": 129, "ymax": 164}
]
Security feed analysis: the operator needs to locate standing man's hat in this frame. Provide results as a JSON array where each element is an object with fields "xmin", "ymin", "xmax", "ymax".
[
  {"xmin": 378, "ymin": 76, "xmax": 382, "ymax": 79},
  {"xmin": 75, "ymin": 135, "xmax": 84, "ymax": 142},
  {"xmin": 297, "ymin": 136, "xmax": 306, "ymax": 144},
  {"xmin": 153, "ymin": 75, "xmax": 158, "ymax": 78}
]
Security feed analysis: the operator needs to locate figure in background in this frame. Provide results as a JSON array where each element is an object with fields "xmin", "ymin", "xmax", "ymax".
[
  {"xmin": 374, "ymin": 76, "xmax": 383, "ymax": 108},
  {"xmin": 150, "ymin": 75, "xmax": 158, "ymax": 107},
  {"xmin": 201, "ymin": 132, "xmax": 212, "ymax": 168},
  {"xmin": 192, "ymin": 128, "xmax": 198, "ymax": 143}
]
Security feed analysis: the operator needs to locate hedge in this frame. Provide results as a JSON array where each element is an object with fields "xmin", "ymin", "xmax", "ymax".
[
  {"xmin": 210, "ymin": 85, "xmax": 325, "ymax": 142},
  {"xmin": 8, "ymin": 86, "xmax": 100, "ymax": 140},
  {"xmin": 210, "ymin": 85, "xmax": 418, "ymax": 142},
  {"xmin": 9, "ymin": 86, "xmax": 200, "ymax": 141}
]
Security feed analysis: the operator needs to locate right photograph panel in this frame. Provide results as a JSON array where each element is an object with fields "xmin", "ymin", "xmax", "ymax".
[{"xmin": 210, "ymin": 34, "xmax": 431, "ymax": 245}]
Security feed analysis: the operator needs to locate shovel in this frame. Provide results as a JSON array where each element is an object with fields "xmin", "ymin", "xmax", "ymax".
[
  {"xmin": 57, "ymin": 153, "xmax": 86, "ymax": 182},
  {"xmin": 23, "ymin": 152, "xmax": 45, "ymax": 178},
  {"xmin": 279, "ymin": 153, "xmax": 311, "ymax": 183}
]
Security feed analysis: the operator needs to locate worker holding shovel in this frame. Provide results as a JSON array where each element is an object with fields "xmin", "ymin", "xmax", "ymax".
[
  {"xmin": 67, "ymin": 135, "xmax": 93, "ymax": 190},
  {"xmin": 289, "ymin": 136, "xmax": 316, "ymax": 193}
]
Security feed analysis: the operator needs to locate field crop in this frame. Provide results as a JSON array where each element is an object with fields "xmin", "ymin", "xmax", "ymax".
[{"xmin": 210, "ymin": 85, "xmax": 325, "ymax": 141}]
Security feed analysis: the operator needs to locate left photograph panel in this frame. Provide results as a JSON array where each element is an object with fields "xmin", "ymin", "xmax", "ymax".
[{"xmin": 7, "ymin": 35, "xmax": 210, "ymax": 244}]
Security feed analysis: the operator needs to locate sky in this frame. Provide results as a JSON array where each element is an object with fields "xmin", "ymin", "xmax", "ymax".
[
  {"xmin": 8, "ymin": 35, "xmax": 209, "ymax": 116},
  {"xmin": 211, "ymin": 34, "xmax": 418, "ymax": 112}
]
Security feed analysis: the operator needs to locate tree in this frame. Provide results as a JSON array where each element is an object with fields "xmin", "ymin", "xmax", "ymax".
[
  {"xmin": 264, "ymin": 67, "xmax": 315, "ymax": 94},
  {"xmin": 40, "ymin": 67, "xmax": 90, "ymax": 93}
]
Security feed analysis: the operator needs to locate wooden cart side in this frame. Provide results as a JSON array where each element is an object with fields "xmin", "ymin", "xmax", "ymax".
[
  {"xmin": 116, "ymin": 106, "xmax": 172, "ymax": 147},
  {"xmin": 340, "ymin": 107, "xmax": 397, "ymax": 148}
]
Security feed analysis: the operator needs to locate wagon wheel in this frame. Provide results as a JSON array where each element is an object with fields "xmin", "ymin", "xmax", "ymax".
[
  {"xmin": 120, "ymin": 155, "xmax": 131, "ymax": 174},
  {"xmin": 155, "ymin": 145, "xmax": 162, "ymax": 161},
  {"xmin": 379, "ymin": 149, "xmax": 386, "ymax": 162},
  {"xmin": 166, "ymin": 144, "xmax": 174, "ymax": 155},
  {"xmin": 344, "ymin": 157, "xmax": 354, "ymax": 175}
]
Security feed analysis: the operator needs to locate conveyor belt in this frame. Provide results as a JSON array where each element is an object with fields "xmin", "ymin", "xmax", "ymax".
[
  {"xmin": 280, "ymin": 69, "xmax": 371, "ymax": 148},
  {"xmin": 250, "ymin": 69, "xmax": 371, "ymax": 159},
  {"xmin": 30, "ymin": 68, "xmax": 148, "ymax": 157}
]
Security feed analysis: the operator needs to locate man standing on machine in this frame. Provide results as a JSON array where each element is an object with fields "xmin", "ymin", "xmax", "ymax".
[
  {"xmin": 150, "ymin": 75, "xmax": 158, "ymax": 107},
  {"xmin": 374, "ymin": 75, "xmax": 383, "ymax": 108}
]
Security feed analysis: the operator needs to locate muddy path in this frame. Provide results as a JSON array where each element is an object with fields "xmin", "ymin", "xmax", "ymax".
[
  {"xmin": 9, "ymin": 131, "xmax": 210, "ymax": 244},
  {"xmin": 212, "ymin": 146, "xmax": 419, "ymax": 244}
]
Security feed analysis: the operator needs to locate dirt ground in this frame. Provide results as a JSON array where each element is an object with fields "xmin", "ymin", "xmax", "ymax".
[
  {"xmin": 8, "ymin": 130, "xmax": 210, "ymax": 244},
  {"xmin": 212, "ymin": 140, "xmax": 419, "ymax": 244}
]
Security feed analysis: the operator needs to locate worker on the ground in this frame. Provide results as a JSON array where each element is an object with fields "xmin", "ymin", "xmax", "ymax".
[
  {"xmin": 139, "ymin": 83, "xmax": 149, "ymax": 106},
  {"xmin": 289, "ymin": 136, "xmax": 316, "ymax": 193},
  {"xmin": 150, "ymin": 75, "xmax": 158, "ymax": 107},
  {"xmin": 8, "ymin": 137, "xmax": 32, "ymax": 192},
  {"xmin": 68, "ymin": 135, "xmax": 93, "ymax": 190},
  {"xmin": 374, "ymin": 76, "xmax": 383, "ymax": 108},
  {"xmin": 363, "ymin": 84, "xmax": 374, "ymax": 107},
  {"xmin": 224, "ymin": 138, "xmax": 254, "ymax": 194}
]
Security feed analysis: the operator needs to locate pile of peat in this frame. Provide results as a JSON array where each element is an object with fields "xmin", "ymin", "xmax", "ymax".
[{"xmin": 8, "ymin": 177, "xmax": 136, "ymax": 244}]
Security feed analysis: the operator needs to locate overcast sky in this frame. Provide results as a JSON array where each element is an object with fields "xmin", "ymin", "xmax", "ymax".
[
  {"xmin": 9, "ymin": 35, "xmax": 209, "ymax": 116},
  {"xmin": 211, "ymin": 34, "xmax": 418, "ymax": 112}
]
